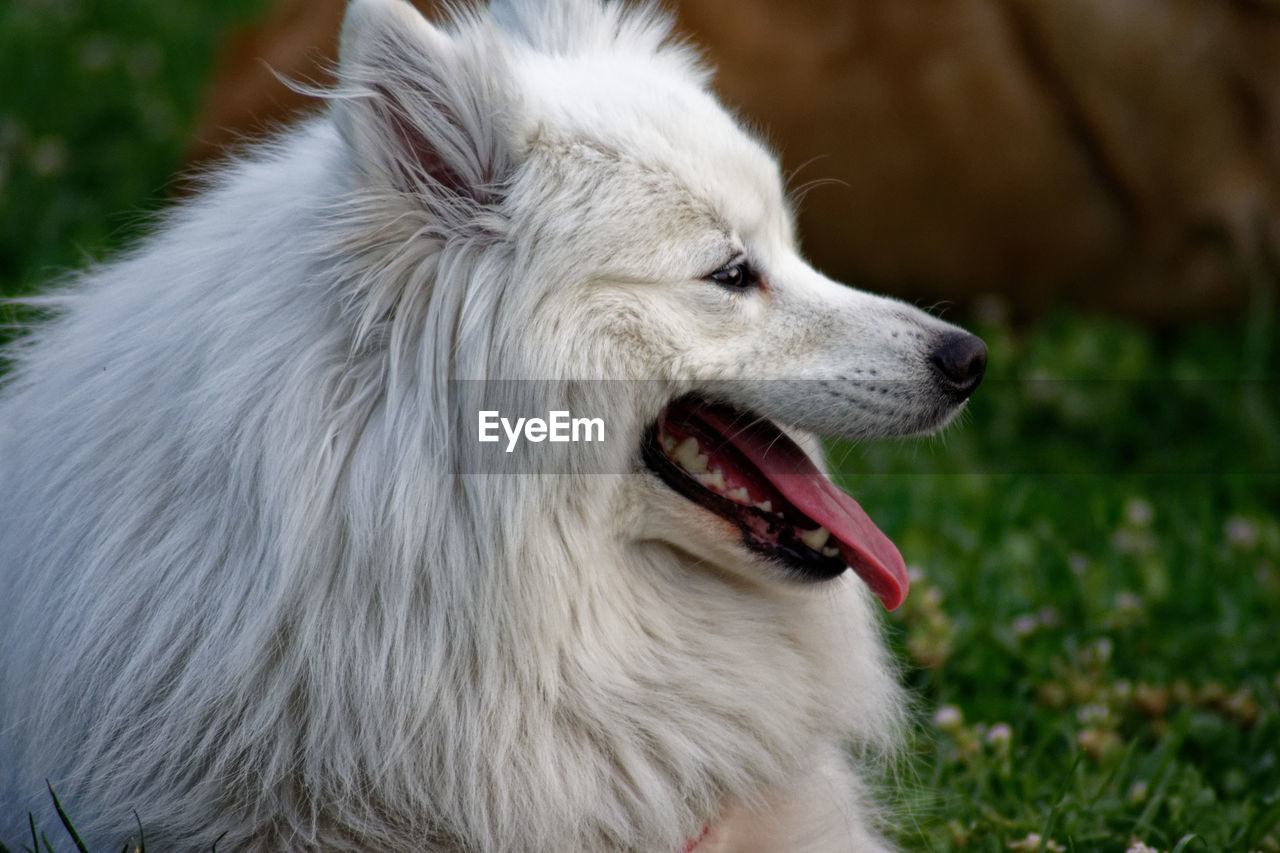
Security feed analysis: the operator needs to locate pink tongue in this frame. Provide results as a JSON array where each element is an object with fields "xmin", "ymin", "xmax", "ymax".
[{"xmin": 698, "ymin": 407, "xmax": 909, "ymax": 610}]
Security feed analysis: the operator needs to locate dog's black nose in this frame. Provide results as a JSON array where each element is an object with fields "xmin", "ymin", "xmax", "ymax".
[{"xmin": 929, "ymin": 331, "xmax": 987, "ymax": 398}]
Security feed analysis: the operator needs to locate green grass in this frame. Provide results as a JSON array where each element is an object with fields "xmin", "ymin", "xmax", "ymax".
[
  {"xmin": 3, "ymin": 3, "xmax": 1279, "ymax": 851},
  {"xmin": 0, "ymin": 0, "xmax": 266, "ymax": 301}
]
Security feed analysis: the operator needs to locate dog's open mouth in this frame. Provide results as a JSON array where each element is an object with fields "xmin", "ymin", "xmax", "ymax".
[{"xmin": 642, "ymin": 395, "xmax": 909, "ymax": 609}]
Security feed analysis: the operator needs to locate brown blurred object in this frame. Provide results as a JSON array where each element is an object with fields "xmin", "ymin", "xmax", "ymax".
[{"xmin": 188, "ymin": 0, "xmax": 1280, "ymax": 320}]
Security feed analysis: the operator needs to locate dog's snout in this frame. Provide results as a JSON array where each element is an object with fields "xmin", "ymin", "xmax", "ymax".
[{"xmin": 928, "ymin": 331, "xmax": 988, "ymax": 398}]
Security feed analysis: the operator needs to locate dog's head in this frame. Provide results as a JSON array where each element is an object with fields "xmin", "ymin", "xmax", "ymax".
[{"xmin": 333, "ymin": 0, "xmax": 985, "ymax": 609}]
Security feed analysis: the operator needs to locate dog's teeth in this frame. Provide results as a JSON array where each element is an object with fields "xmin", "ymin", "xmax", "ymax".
[
  {"xmin": 728, "ymin": 486, "xmax": 750, "ymax": 504},
  {"xmin": 821, "ymin": 546, "xmax": 840, "ymax": 558},
  {"xmin": 673, "ymin": 436, "xmax": 708, "ymax": 473},
  {"xmin": 754, "ymin": 500, "xmax": 772, "ymax": 513},
  {"xmin": 660, "ymin": 432, "xmax": 677, "ymax": 453},
  {"xmin": 693, "ymin": 469, "xmax": 724, "ymax": 491},
  {"xmin": 700, "ymin": 468, "xmax": 725, "ymax": 492},
  {"xmin": 672, "ymin": 436, "xmax": 699, "ymax": 464},
  {"xmin": 799, "ymin": 526, "xmax": 831, "ymax": 550}
]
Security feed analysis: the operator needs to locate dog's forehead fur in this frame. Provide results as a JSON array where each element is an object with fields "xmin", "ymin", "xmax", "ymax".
[
  {"xmin": 490, "ymin": 2, "xmax": 796, "ymax": 273},
  {"xmin": 513, "ymin": 55, "xmax": 793, "ymax": 264}
]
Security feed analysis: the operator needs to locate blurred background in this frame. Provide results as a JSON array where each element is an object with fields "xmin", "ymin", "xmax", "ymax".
[
  {"xmin": 2, "ymin": 0, "xmax": 1278, "ymax": 850},
  {"xmin": 7, "ymin": 0, "xmax": 1280, "ymax": 319}
]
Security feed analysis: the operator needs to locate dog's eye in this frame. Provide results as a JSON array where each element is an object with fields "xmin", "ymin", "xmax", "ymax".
[{"xmin": 704, "ymin": 259, "xmax": 757, "ymax": 289}]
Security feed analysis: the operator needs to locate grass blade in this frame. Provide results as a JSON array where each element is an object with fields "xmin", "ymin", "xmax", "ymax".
[{"xmin": 46, "ymin": 782, "xmax": 88, "ymax": 853}]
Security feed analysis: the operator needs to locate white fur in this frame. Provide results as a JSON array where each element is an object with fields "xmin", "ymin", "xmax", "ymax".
[{"xmin": 0, "ymin": 1, "xmax": 974, "ymax": 849}]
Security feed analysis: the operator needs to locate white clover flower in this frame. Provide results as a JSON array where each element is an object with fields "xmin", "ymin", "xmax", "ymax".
[
  {"xmin": 1114, "ymin": 591, "xmax": 1144, "ymax": 613},
  {"xmin": 1009, "ymin": 832, "xmax": 1065, "ymax": 852},
  {"xmin": 1076, "ymin": 702, "xmax": 1111, "ymax": 727},
  {"xmin": 1124, "ymin": 497, "xmax": 1154, "ymax": 527},
  {"xmin": 1010, "ymin": 613, "xmax": 1039, "ymax": 640},
  {"xmin": 933, "ymin": 705, "xmax": 963, "ymax": 732},
  {"xmin": 1037, "ymin": 606, "xmax": 1060, "ymax": 628},
  {"xmin": 1225, "ymin": 516, "xmax": 1259, "ymax": 549},
  {"xmin": 1081, "ymin": 637, "xmax": 1113, "ymax": 667}
]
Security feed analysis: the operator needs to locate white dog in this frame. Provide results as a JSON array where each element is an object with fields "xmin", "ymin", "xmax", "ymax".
[{"xmin": 0, "ymin": 1, "xmax": 986, "ymax": 850}]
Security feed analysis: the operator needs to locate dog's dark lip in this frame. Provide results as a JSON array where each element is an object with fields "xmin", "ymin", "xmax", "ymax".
[{"xmin": 640, "ymin": 401, "xmax": 848, "ymax": 582}]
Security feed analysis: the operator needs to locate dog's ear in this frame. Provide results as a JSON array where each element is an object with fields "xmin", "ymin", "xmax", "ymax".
[{"xmin": 335, "ymin": 0, "xmax": 513, "ymax": 209}]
